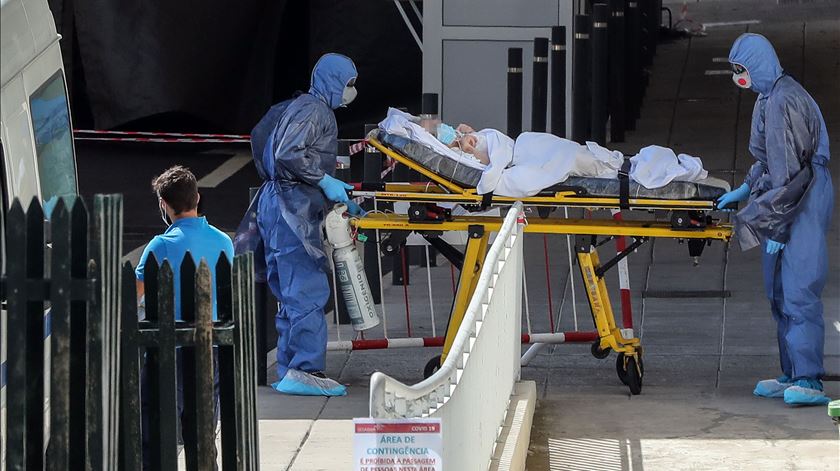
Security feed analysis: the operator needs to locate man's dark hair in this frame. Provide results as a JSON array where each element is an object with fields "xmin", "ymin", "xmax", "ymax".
[{"xmin": 152, "ymin": 165, "xmax": 198, "ymax": 214}]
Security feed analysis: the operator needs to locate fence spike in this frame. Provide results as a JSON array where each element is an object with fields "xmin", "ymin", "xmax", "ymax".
[
  {"xmin": 180, "ymin": 252, "xmax": 197, "ymax": 322},
  {"xmin": 194, "ymin": 259, "xmax": 217, "ymax": 469},
  {"xmin": 158, "ymin": 260, "xmax": 180, "ymax": 468},
  {"xmin": 119, "ymin": 262, "xmax": 143, "ymax": 471},
  {"xmin": 5, "ymin": 199, "xmax": 29, "ymax": 470},
  {"xmin": 24, "ymin": 197, "xmax": 46, "ymax": 470},
  {"xmin": 144, "ymin": 253, "xmax": 160, "ymax": 323},
  {"xmin": 215, "ymin": 254, "xmax": 232, "ymax": 323},
  {"xmin": 46, "ymin": 197, "xmax": 72, "ymax": 471}
]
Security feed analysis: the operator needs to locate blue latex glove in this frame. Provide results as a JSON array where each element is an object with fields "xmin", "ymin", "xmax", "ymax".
[
  {"xmin": 346, "ymin": 201, "xmax": 366, "ymax": 217},
  {"xmin": 766, "ymin": 239, "xmax": 785, "ymax": 254},
  {"xmin": 716, "ymin": 182, "xmax": 750, "ymax": 210},
  {"xmin": 318, "ymin": 174, "xmax": 352, "ymax": 203}
]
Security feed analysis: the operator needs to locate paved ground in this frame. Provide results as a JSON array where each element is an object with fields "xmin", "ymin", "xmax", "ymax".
[{"xmin": 74, "ymin": 0, "xmax": 840, "ymax": 469}]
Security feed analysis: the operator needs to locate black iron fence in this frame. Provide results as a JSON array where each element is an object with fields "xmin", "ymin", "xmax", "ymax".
[
  {"xmin": 120, "ymin": 252, "xmax": 260, "ymax": 470},
  {"xmin": 2, "ymin": 195, "xmax": 122, "ymax": 470},
  {"xmin": 1, "ymin": 195, "xmax": 260, "ymax": 470}
]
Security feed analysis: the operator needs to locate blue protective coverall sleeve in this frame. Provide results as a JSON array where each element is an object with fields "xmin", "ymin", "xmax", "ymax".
[
  {"xmin": 735, "ymin": 83, "xmax": 821, "ymax": 248},
  {"xmin": 273, "ymin": 109, "xmax": 326, "ymax": 187},
  {"xmin": 743, "ymin": 160, "xmax": 767, "ymax": 189}
]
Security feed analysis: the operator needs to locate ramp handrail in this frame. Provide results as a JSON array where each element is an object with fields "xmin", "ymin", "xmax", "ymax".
[{"xmin": 369, "ymin": 202, "xmax": 524, "ymax": 470}]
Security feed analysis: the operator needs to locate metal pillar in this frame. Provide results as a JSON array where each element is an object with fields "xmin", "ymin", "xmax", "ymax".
[
  {"xmin": 531, "ymin": 38, "xmax": 549, "ymax": 132},
  {"xmin": 550, "ymin": 26, "xmax": 567, "ymax": 138},
  {"xmin": 572, "ymin": 14, "xmax": 591, "ymax": 143},
  {"xmin": 590, "ymin": 3, "xmax": 609, "ymax": 144},
  {"xmin": 507, "ymin": 48, "xmax": 524, "ymax": 137}
]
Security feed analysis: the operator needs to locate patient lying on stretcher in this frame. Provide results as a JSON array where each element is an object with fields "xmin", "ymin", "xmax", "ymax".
[{"xmin": 379, "ymin": 108, "xmax": 722, "ymax": 198}]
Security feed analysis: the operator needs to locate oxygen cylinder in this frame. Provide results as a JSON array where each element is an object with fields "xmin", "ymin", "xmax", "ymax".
[{"xmin": 325, "ymin": 203, "xmax": 380, "ymax": 331}]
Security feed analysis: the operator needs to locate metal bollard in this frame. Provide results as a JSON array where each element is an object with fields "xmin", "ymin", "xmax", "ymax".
[
  {"xmin": 572, "ymin": 14, "xmax": 591, "ymax": 143},
  {"xmin": 640, "ymin": 0, "xmax": 654, "ymax": 68},
  {"xmin": 609, "ymin": 0, "xmax": 626, "ymax": 142},
  {"xmin": 590, "ymin": 3, "xmax": 609, "ymax": 145},
  {"xmin": 550, "ymin": 26, "xmax": 567, "ymax": 138},
  {"xmin": 507, "ymin": 48, "xmax": 524, "ymax": 137},
  {"xmin": 420, "ymin": 92, "xmax": 440, "ymax": 136},
  {"xmin": 421, "ymin": 92, "xmax": 439, "ymax": 117},
  {"xmin": 531, "ymin": 38, "xmax": 549, "ymax": 133},
  {"xmin": 652, "ymin": 0, "xmax": 662, "ymax": 57},
  {"xmin": 625, "ymin": 0, "xmax": 641, "ymax": 129}
]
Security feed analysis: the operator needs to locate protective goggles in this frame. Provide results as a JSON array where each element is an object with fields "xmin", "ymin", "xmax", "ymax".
[{"xmin": 731, "ymin": 63, "xmax": 747, "ymax": 74}]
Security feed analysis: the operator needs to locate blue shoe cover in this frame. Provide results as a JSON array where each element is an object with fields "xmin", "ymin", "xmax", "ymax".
[
  {"xmin": 272, "ymin": 369, "xmax": 347, "ymax": 397},
  {"xmin": 753, "ymin": 375, "xmax": 792, "ymax": 398},
  {"xmin": 783, "ymin": 379, "xmax": 830, "ymax": 406}
]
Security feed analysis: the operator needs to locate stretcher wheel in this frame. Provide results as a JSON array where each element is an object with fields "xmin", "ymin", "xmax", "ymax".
[
  {"xmin": 424, "ymin": 355, "xmax": 442, "ymax": 379},
  {"xmin": 591, "ymin": 342, "xmax": 611, "ymax": 359},
  {"xmin": 616, "ymin": 353, "xmax": 643, "ymax": 395}
]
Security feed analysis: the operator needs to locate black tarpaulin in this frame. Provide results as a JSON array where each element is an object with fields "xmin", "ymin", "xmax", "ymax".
[
  {"xmin": 56, "ymin": 0, "xmax": 421, "ymax": 134},
  {"xmin": 71, "ymin": 0, "xmax": 288, "ymax": 132}
]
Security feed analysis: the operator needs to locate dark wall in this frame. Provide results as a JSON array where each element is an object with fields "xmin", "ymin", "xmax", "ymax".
[
  {"xmin": 309, "ymin": 0, "xmax": 423, "ymax": 137},
  {"xmin": 50, "ymin": 0, "xmax": 421, "ymax": 136}
]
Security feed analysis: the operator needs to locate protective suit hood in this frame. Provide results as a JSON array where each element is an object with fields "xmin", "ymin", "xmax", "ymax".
[
  {"xmin": 309, "ymin": 53, "xmax": 357, "ymax": 109},
  {"xmin": 728, "ymin": 33, "xmax": 783, "ymax": 95}
]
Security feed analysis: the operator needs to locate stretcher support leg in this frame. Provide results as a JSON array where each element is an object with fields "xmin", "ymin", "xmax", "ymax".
[
  {"xmin": 576, "ymin": 236, "xmax": 644, "ymax": 393},
  {"xmin": 440, "ymin": 226, "xmax": 488, "ymax": 364}
]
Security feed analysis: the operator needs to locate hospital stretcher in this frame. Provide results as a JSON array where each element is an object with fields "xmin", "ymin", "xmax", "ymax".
[{"xmin": 350, "ymin": 131, "xmax": 733, "ymax": 394}]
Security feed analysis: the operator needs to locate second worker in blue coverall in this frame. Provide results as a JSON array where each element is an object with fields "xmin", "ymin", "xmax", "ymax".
[
  {"xmin": 250, "ymin": 53, "xmax": 361, "ymax": 396},
  {"xmin": 717, "ymin": 33, "xmax": 833, "ymax": 406}
]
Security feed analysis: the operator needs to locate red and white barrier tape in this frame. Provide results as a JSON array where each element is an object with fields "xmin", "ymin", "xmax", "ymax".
[
  {"xmin": 73, "ymin": 129, "xmax": 369, "ymax": 154},
  {"xmin": 326, "ymin": 331, "xmax": 598, "ymax": 351},
  {"xmin": 349, "ymin": 140, "xmax": 366, "ymax": 156},
  {"xmin": 381, "ymin": 157, "xmax": 397, "ymax": 179},
  {"xmin": 74, "ymin": 129, "xmax": 251, "ymax": 139},
  {"xmin": 74, "ymin": 136, "xmax": 250, "ymax": 144}
]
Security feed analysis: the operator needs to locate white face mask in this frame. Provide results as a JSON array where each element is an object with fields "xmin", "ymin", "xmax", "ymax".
[
  {"xmin": 158, "ymin": 196, "xmax": 171, "ymax": 227},
  {"xmin": 731, "ymin": 63, "xmax": 751, "ymax": 89},
  {"xmin": 341, "ymin": 86, "xmax": 357, "ymax": 106}
]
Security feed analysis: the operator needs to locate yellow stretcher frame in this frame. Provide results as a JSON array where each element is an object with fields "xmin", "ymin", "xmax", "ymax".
[
  {"xmin": 354, "ymin": 212, "xmax": 731, "ymax": 394},
  {"xmin": 353, "ymin": 136, "xmax": 733, "ymax": 394}
]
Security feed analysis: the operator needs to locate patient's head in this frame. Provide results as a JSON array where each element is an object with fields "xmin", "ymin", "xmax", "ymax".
[{"xmin": 455, "ymin": 133, "xmax": 490, "ymax": 165}]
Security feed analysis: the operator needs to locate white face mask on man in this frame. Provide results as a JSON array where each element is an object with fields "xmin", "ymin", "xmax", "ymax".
[
  {"xmin": 158, "ymin": 195, "xmax": 172, "ymax": 227},
  {"xmin": 341, "ymin": 77, "xmax": 357, "ymax": 107},
  {"xmin": 731, "ymin": 62, "xmax": 752, "ymax": 89}
]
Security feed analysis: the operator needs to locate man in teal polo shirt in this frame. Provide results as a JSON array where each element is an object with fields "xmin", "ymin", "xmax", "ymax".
[
  {"xmin": 136, "ymin": 165, "xmax": 232, "ymax": 469},
  {"xmin": 136, "ymin": 165, "xmax": 233, "ymax": 318}
]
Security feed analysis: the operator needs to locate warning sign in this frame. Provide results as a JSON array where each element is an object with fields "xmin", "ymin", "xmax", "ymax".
[{"xmin": 353, "ymin": 418, "xmax": 443, "ymax": 471}]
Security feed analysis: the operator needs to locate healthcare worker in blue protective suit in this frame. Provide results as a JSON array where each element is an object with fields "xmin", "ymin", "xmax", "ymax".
[
  {"xmin": 251, "ymin": 53, "xmax": 362, "ymax": 396},
  {"xmin": 717, "ymin": 34, "xmax": 833, "ymax": 406}
]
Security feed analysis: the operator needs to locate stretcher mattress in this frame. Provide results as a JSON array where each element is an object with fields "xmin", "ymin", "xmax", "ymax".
[{"xmin": 374, "ymin": 130, "xmax": 730, "ymax": 200}]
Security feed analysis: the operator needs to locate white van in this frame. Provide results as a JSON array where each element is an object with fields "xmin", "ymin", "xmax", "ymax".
[
  {"xmin": 1, "ymin": 0, "xmax": 79, "ymax": 213},
  {"xmin": 1, "ymin": 0, "xmax": 78, "ymax": 463}
]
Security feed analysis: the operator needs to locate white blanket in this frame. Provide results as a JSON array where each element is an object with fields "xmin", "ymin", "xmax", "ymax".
[{"xmin": 378, "ymin": 109, "xmax": 709, "ymax": 198}]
